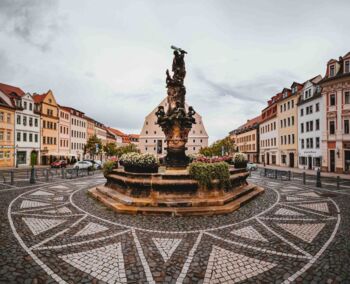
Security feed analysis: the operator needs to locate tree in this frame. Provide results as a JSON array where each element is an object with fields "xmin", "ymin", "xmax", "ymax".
[
  {"xmin": 115, "ymin": 144, "xmax": 139, "ymax": 157},
  {"xmin": 85, "ymin": 135, "xmax": 102, "ymax": 159},
  {"xmin": 103, "ymin": 142, "xmax": 117, "ymax": 158},
  {"xmin": 199, "ymin": 136, "xmax": 236, "ymax": 157}
]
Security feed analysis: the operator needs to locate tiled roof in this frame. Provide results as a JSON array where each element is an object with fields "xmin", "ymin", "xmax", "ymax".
[
  {"xmin": 129, "ymin": 134, "xmax": 140, "ymax": 139},
  {"xmin": 0, "ymin": 83, "xmax": 25, "ymax": 97},
  {"xmin": 32, "ymin": 93, "xmax": 47, "ymax": 103},
  {"xmin": 107, "ymin": 127, "xmax": 126, "ymax": 137}
]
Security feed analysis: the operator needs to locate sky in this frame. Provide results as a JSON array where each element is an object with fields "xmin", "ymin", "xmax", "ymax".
[{"xmin": 1, "ymin": 0, "xmax": 350, "ymax": 143}]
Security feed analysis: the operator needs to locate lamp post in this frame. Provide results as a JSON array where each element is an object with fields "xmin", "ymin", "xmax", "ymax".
[
  {"xmin": 15, "ymin": 144, "xmax": 18, "ymax": 168},
  {"xmin": 29, "ymin": 151, "xmax": 36, "ymax": 184}
]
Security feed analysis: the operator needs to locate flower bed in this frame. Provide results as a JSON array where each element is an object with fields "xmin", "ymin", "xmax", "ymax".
[
  {"xmin": 233, "ymin": 153, "xmax": 248, "ymax": 168},
  {"xmin": 189, "ymin": 161, "xmax": 231, "ymax": 189},
  {"xmin": 120, "ymin": 152, "xmax": 159, "ymax": 173},
  {"xmin": 194, "ymin": 155, "xmax": 233, "ymax": 164}
]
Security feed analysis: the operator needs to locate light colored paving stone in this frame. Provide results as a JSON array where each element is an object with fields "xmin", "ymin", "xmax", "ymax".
[
  {"xmin": 286, "ymin": 196, "xmax": 305, "ymax": 201},
  {"xmin": 275, "ymin": 208, "xmax": 304, "ymax": 216},
  {"xmin": 298, "ymin": 202, "xmax": 329, "ymax": 213},
  {"xmin": 297, "ymin": 192, "xmax": 320, "ymax": 198},
  {"xmin": 277, "ymin": 223, "xmax": 326, "ymax": 243},
  {"xmin": 74, "ymin": 222, "xmax": 109, "ymax": 237},
  {"xmin": 203, "ymin": 245, "xmax": 277, "ymax": 284},
  {"xmin": 59, "ymin": 243, "xmax": 127, "ymax": 284},
  {"xmin": 30, "ymin": 190, "xmax": 54, "ymax": 196},
  {"xmin": 45, "ymin": 207, "xmax": 72, "ymax": 214},
  {"xmin": 152, "ymin": 237, "xmax": 182, "ymax": 262},
  {"xmin": 20, "ymin": 200, "xmax": 50, "ymax": 209},
  {"xmin": 23, "ymin": 217, "xmax": 66, "ymax": 235},
  {"xmin": 50, "ymin": 185, "xmax": 69, "ymax": 189},
  {"xmin": 230, "ymin": 225, "xmax": 268, "ymax": 242}
]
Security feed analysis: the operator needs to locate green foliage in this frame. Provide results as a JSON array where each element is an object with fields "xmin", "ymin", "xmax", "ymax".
[
  {"xmin": 103, "ymin": 142, "xmax": 117, "ymax": 157},
  {"xmin": 85, "ymin": 135, "xmax": 102, "ymax": 157},
  {"xmin": 102, "ymin": 160, "xmax": 116, "ymax": 175},
  {"xmin": 189, "ymin": 162, "xmax": 231, "ymax": 189},
  {"xmin": 30, "ymin": 151, "xmax": 37, "ymax": 167},
  {"xmin": 115, "ymin": 144, "xmax": 139, "ymax": 157},
  {"xmin": 200, "ymin": 136, "xmax": 236, "ymax": 157},
  {"xmin": 233, "ymin": 152, "xmax": 248, "ymax": 168}
]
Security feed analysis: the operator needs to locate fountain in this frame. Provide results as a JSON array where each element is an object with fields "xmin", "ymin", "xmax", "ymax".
[{"xmin": 89, "ymin": 47, "xmax": 264, "ymax": 216}]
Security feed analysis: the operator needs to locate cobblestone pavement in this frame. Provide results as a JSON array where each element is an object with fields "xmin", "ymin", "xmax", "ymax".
[{"xmin": 1, "ymin": 172, "xmax": 349, "ymax": 283}]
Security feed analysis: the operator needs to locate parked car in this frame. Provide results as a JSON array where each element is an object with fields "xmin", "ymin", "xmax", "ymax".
[
  {"xmin": 73, "ymin": 161, "xmax": 93, "ymax": 170},
  {"xmin": 246, "ymin": 162, "xmax": 258, "ymax": 171},
  {"xmin": 51, "ymin": 160, "xmax": 67, "ymax": 168},
  {"xmin": 83, "ymin": 159, "xmax": 102, "ymax": 169}
]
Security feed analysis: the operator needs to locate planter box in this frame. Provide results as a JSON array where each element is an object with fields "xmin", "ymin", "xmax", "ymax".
[
  {"xmin": 124, "ymin": 165, "xmax": 159, "ymax": 173},
  {"xmin": 234, "ymin": 161, "xmax": 248, "ymax": 169}
]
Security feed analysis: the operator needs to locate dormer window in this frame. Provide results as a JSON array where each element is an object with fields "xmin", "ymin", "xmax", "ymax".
[
  {"xmin": 283, "ymin": 91, "xmax": 288, "ymax": 98},
  {"xmin": 330, "ymin": 65, "xmax": 335, "ymax": 77},
  {"xmin": 345, "ymin": 60, "xmax": 350, "ymax": 73}
]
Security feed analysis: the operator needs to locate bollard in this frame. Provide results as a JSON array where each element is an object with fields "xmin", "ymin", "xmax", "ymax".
[
  {"xmin": 264, "ymin": 168, "xmax": 267, "ymax": 177},
  {"xmin": 76, "ymin": 168, "xmax": 79, "ymax": 178},
  {"xmin": 303, "ymin": 172, "xmax": 306, "ymax": 185},
  {"xmin": 10, "ymin": 171, "xmax": 14, "ymax": 185},
  {"xmin": 274, "ymin": 169, "xmax": 278, "ymax": 179},
  {"xmin": 61, "ymin": 168, "xmax": 65, "ymax": 179},
  {"xmin": 288, "ymin": 170, "xmax": 291, "ymax": 181},
  {"xmin": 337, "ymin": 176, "xmax": 340, "ymax": 190},
  {"xmin": 45, "ymin": 169, "xmax": 49, "ymax": 182},
  {"xmin": 316, "ymin": 169, "xmax": 322, "ymax": 187},
  {"xmin": 249, "ymin": 168, "xmax": 252, "ymax": 177}
]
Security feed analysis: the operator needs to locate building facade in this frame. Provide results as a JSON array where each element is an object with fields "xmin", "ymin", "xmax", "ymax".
[
  {"xmin": 259, "ymin": 95, "xmax": 280, "ymax": 165},
  {"xmin": 61, "ymin": 107, "xmax": 87, "ymax": 161},
  {"xmin": 0, "ymin": 91, "xmax": 15, "ymax": 167},
  {"xmin": 33, "ymin": 91, "xmax": 59, "ymax": 165},
  {"xmin": 320, "ymin": 52, "xmax": 350, "ymax": 173},
  {"xmin": 139, "ymin": 98, "xmax": 209, "ymax": 156},
  {"xmin": 231, "ymin": 115, "xmax": 261, "ymax": 163},
  {"xmin": 297, "ymin": 75, "xmax": 323, "ymax": 170},
  {"xmin": 276, "ymin": 85, "xmax": 302, "ymax": 168},
  {"xmin": 58, "ymin": 106, "xmax": 71, "ymax": 161}
]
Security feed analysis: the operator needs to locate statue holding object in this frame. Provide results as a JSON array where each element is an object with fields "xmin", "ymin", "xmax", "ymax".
[{"xmin": 155, "ymin": 46, "xmax": 196, "ymax": 169}]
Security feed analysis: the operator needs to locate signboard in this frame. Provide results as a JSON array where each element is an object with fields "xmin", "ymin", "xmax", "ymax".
[{"xmin": 0, "ymin": 145, "xmax": 15, "ymax": 149}]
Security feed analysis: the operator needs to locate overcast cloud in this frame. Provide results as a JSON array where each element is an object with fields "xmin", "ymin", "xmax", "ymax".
[{"xmin": 1, "ymin": 0, "xmax": 350, "ymax": 142}]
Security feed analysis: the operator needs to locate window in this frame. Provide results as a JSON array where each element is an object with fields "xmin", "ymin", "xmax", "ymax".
[
  {"xmin": 29, "ymin": 133, "xmax": 33, "ymax": 142},
  {"xmin": 17, "ymin": 132, "xmax": 21, "ymax": 141},
  {"xmin": 23, "ymin": 101, "xmax": 27, "ymax": 109},
  {"xmin": 330, "ymin": 94, "xmax": 336, "ymax": 106},
  {"xmin": 316, "ymin": 137, "xmax": 320, "ymax": 148},
  {"xmin": 306, "ymin": 122, "xmax": 309, "ymax": 132},
  {"xmin": 300, "ymin": 108, "xmax": 304, "ymax": 116},
  {"xmin": 316, "ymin": 119, "xmax": 320, "ymax": 130},
  {"xmin": 329, "ymin": 121, "xmax": 335, "ymax": 135},
  {"xmin": 291, "ymin": 100, "xmax": 294, "ymax": 108},
  {"xmin": 281, "ymin": 136, "xmax": 283, "ymax": 145},
  {"xmin": 309, "ymin": 105, "xmax": 313, "ymax": 114},
  {"xmin": 301, "ymin": 123, "xmax": 304, "ymax": 133},
  {"xmin": 29, "ymin": 103, "xmax": 32, "ymax": 111},
  {"xmin": 288, "ymin": 101, "xmax": 290, "ymax": 109},
  {"xmin": 23, "ymin": 116, "xmax": 27, "ymax": 126},
  {"xmin": 6, "ymin": 131, "xmax": 10, "ymax": 141},
  {"xmin": 345, "ymin": 91, "xmax": 350, "ymax": 104},
  {"xmin": 17, "ymin": 115, "xmax": 21, "ymax": 124},
  {"xmin": 301, "ymin": 139, "xmax": 304, "ymax": 149},
  {"xmin": 23, "ymin": 133, "xmax": 27, "ymax": 142},
  {"xmin": 330, "ymin": 65, "xmax": 335, "ymax": 77},
  {"xmin": 35, "ymin": 134, "xmax": 38, "ymax": 143},
  {"xmin": 280, "ymin": 105, "xmax": 283, "ymax": 112},
  {"xmin": 288, "ymin": 117, "xmax": 290, "ymax": 126},
  {"xmin": 310, "ymin": 121, "xmax": 313, "ymax": 131},
  {"xmin": 345, "ymin": 60, "xmax": 350, "ymax": 73},
  {"xmin": 292, "ymin": 116, "xmax": 294, "ymax": 125},
  {"xmin": 7, "ymin": 113, "xmax": 10, "ymax": 123},
  {"xmin": 316, "ymin": 103, "xmax": 320, "ymax": 112},
  {"xmin": 29, "ymin": 117, "xmax": 33, "ymax": 126},
  {"xmin": 0, "ymin": 131, "xmax": 3, "ymax": 141},
  {"xmin": 345, "ymin": 119, "xmax": 350, "ymax": 134}
]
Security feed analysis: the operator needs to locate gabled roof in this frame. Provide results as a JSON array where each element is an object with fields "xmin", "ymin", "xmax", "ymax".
[
  {"xmin": 32, "ymin": 93, "xmax": 48, "ymax": 103},
  {"xmin": 0, "ymin": 83, "xmax": 25, "ymax": 97},
  {"xmin": 59, "ymin": 105, "xmax": 85, "ymax": 115},
  {"xmin": 232, "ymin": 115, "xmax": 262, "ymax": 134},
  {"xmin": 129, "ymin": 134, "xmax": 140, "ymax": 139}
]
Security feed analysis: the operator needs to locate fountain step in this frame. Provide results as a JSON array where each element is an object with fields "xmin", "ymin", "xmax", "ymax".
[
  {"xmin": 95, "ymin": 184, "xmax": 256, "ymax": 208},
  {"xmin": 88, "ymin": 185, "xmax": 264, "ymax": 216}
]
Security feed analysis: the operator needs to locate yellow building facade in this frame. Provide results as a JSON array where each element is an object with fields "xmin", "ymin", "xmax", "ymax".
[
  {"xmin": 277, "ymin": 86, "xmax": 301, "ymax": 168},
  {"xmin": 33, "ymin": 90, "xmax": 59, "ymax": 165},
  {"xmin": 0, "ymin": 98, "xmax": 15, "ymax": 167}
]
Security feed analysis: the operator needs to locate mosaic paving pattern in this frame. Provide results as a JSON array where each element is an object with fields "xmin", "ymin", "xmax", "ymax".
[{"xmin": 4, "ymin": 173, "xmax": 345, "ymax": 283}]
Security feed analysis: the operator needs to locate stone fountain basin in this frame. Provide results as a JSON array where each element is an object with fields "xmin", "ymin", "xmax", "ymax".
[{"xmin": 89, "ymin": 166, "xmax": 264, "ymax": 216}]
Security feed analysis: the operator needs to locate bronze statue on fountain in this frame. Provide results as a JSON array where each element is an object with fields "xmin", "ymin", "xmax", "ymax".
[{"xmin": 156, "ymin": 46, "xmax": 196, "ymax": 169}]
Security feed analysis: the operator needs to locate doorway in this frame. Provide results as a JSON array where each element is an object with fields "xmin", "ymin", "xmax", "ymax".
[
  {"xmin": 345, "ymin": 150, "xmax": 350, "ymax": 173},
  {"xmin": 289, "ymin": 153, "xmax": 294, "ymax": 168},
  {"xmin": 329, "ymin": 150, "xmax": 335, "ymax": 172},
  {"xmin": 266, "ymin": 153, "xmax": 270, "ymax": 165},
  {"xmin": 308, "ymin": 156, "xmax": 312, "ymax": 170}
]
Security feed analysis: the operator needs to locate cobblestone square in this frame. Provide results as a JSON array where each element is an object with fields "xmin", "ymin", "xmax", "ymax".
[{"xmin": 0, "ymin": 172, "xmax": 349, "ymax": 283}]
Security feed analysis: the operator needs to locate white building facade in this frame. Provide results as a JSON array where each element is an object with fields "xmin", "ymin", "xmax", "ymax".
[
  {"xmin": 14, "ymin": 93, "xmax": 41, "ymax": 166},
  {"xmin": 139, "ymin": 98, "xmax": 209, "ymax": 156},
  {"xmin": 63, "ymin": 107, "xmax": 87, "ymax": 161},
  {"xmin": 259, "ymin": 117, "xmax": 278, "ymax": 165},
  {"xmin": 58, "ymin": 106, "xmax": 71, "ymax": 160},
  {"xmin": 297, "ymin": 76, "xmax": 323, "ymax": 170}
]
